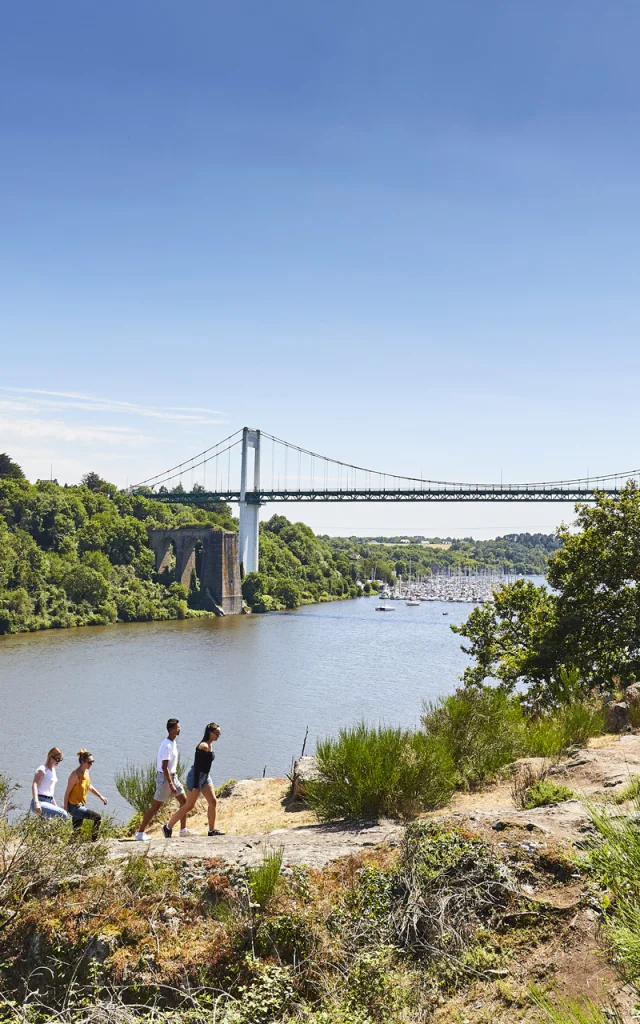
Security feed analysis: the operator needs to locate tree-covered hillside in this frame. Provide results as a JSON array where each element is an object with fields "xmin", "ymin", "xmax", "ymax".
[
  {"xmin": 0, "ymin": 458, "xmax": 365, "ymax": 633},
  {"xmin": 324, "ymin": 532, "xmax": 561, "ymax": 581},
  {"xmin": 242, "ymin": 514, "xmax": 363, "ymax": 611},
  {"xmin": 0, "ymin": 452, "xmax": 563, "ymax": 634},
  {"xmin": 0, "ymin": 459, "xmax": 236, "ymax": 634}
]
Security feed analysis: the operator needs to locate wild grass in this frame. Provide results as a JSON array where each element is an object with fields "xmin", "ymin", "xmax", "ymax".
[
  {"xmin": 114, "ymin": 756, "xmax": 188, "ymax": 814},
  {"xmin": 526, "ymin": 702, "xmax": 605, "ymax": 759},
  {"xmin": 248, "ymin": 846, "xmax": 283, "ymax": 911},
  {"xmin": 308, "ymin": 687, "xmax": 603, "ymax": 821},
  {"xmin": 608, "ymin": 775, "xmax": 640, "ymax": 804},
  {"xmin": 307, "ymin": 724, "xmax": 455, "ymax": 820},
  {"xmin": 587, "ymin": 799, "xmax": 640, "ymax": 986},
  {"xmin": 522, "ymin": 779, "xmax": 575, "ymax": 809},
  {"xmin": 531, "ymin": 988, "xmax": 621, "ymax": 1024}
]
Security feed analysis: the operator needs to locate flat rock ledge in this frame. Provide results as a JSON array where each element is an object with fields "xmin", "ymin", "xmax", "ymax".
[{"xmin": 108, "ymin": 821, "xmax": 404, "ymax": 870}]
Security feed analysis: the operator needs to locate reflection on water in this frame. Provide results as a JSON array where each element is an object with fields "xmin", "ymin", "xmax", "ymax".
[{"xmin": 1, "ymin": 597, "xmax": 475, "ymax": 819}]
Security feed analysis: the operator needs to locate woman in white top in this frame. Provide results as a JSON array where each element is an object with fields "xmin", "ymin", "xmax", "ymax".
[{"xmin": 31, "ymin": 747, "xmax": 69, "ymax": 820}]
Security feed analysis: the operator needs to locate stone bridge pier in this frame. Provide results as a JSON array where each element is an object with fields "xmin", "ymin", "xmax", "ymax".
[{"xmin": 148, "ymin": 527, "xmax": 243, "ymax": 615}]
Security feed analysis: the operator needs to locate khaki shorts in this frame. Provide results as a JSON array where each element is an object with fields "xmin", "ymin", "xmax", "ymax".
[{"xmin": 154, "ymin": 771, "xmax": 185, "ymax": 803}]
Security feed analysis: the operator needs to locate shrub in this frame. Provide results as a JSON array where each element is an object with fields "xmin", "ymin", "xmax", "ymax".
[
  {"xmin": 422, "ymin": 687, "xmax": 526, "ymax": 789},
  {"xmin": 248, "ymin": 847, "xmax": 283, "ymax": 911},
  {"xmin": 115, "ymin": 757, "xmax": 187, "ymax": 814},
  {"xmin": 522, "ymin": 780, "xmax": 575, "ymax": 809},
  {"xmin": 390, "ymin": 821, "xmax": 513, "ymax": 962},
  {"xmin": 0, "ymin": 773, "xmax": 106, "ymax": 933},
  {"xmin": 587, "ymin": 802, "xmax": 640, "ymax": 986},
  {"xmin": 526, "ymin": 702, "xmax": 604, "ymax": 758},
  {"xmin": 307, "ymin": 724, "xmax": 455, "ymax": 821}
]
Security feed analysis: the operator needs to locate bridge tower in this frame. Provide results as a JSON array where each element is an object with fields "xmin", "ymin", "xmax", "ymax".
[{"xmin": 238, "ymin": 427, "xmax": 261, "ymax": 575}]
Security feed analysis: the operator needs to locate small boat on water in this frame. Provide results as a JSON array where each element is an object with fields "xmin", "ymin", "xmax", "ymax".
[
  {"xmin": 406, "ymin": 598, "xmax": 420, "ymax": 606},
  {"xmin": 376, "ymin": 601, "xmax": 395, "ymax": 611}
]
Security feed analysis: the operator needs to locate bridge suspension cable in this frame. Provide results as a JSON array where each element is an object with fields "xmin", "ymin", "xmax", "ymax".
[
  {"xmin": 131, "ymin": 429, "xmax": 243, "ymax": 491},
  {"xmin": 131, "ymin": 425, "xmax": 640, "ymax": 499}
]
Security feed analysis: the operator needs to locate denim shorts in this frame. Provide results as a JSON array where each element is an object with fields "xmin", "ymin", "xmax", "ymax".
[{"xmin": 186, "ymin": 766, "xmax": 213, "ymax": 793}]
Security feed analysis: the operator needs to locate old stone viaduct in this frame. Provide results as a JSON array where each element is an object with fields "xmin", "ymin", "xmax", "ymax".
[{"xmin": 148, "ymin": 527, "xmax": 243, "ymax": 615}]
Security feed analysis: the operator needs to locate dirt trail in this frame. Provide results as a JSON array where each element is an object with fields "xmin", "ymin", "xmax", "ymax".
[{"xmin": 109, "ymin": 733, "xmax": 640, "ymax": 866}]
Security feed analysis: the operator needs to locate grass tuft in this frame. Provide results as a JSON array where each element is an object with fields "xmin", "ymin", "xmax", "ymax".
[
  {"xmin": 608, "ymin": 775, "xmax": 640, "ymax": 804},
  {"xmin": 248, "ymin": 846, "xmax": 283, "ymax": 911},
  {"xmin": 522, "ymin": 779, "xmax": 575, "ymax": 809},
  {"xmin": 531, "ymin": 987, "xmax": 621, "ymax": 1023}
]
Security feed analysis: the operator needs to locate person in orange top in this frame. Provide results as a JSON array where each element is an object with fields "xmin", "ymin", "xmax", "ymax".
[{"xmin": 63, "ymin": 749, "xmax": 108, "ymax": 840}]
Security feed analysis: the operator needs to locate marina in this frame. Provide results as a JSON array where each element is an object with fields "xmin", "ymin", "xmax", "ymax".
[{"xmin": 377, "ymin": 568, "xmax": 523, "ymax": 604}]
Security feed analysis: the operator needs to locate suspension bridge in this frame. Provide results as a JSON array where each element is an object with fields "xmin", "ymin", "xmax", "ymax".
[{"xmin": 131, "ymin": 427, "xmax": 638, "ymax": 575}]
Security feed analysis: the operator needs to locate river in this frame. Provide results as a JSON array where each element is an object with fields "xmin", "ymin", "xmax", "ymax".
[{"xmin": 1, "ymin": 596, "xmax": 477, "ymax": 819}]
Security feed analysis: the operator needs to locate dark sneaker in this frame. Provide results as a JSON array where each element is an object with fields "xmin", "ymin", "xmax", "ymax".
[
  {"xmin": 162, "ymin": 824, "xmax": 173, "ymax": 839},
  {"xmin": 208, "ymin": 829, "xmax": 225, "ymax": 836}
]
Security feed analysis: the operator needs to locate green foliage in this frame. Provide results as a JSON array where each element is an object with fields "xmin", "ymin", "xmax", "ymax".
[
  {"xmin": 309, "ymin": 687, "xmax": 602, "ymax": 822},
  {"xmin": 456, "ymin": 483, "xmax": 640, "ymax": 704},
  {"xmin": 122, "ymin": 852, "xmax": 180, "ymax": 896},
  {"xmin": 0, "ymin": 470, "xmax": 235, "ymax": 633},
  {"xmin": 0, "ymin": 773, "xmax": 106, "ymax": 933},
  {"xmin": 325, "ymin": 531, "xmax": 561, "ymax": 578},
  {"xmin": 308, "ymin": 723, "xmax": 455, "ymax": 820},
  {"xmin": 608, "ymin": 776, "xmax": 640, "ymax": 804},
  {"xmin": 422, "ymin": 685, "xmax": 525, "ymax": 789},
  {"xmin": 220, "ymin": 959, "xmax": 294, "ymax": 1024},
  {"xmin": 114, "ymin": 757, "xmax": 187, "ymax": 814},
  {"xmin": 525, "ymin": 701, "xmax": 605, "ymax": 758},
  {"xmin": 246, "ymin": 515, "xmax": 362, "ymax": 610},
  {"xmin": 531, "ymin": 988, "xmax": 621, "ymax": 1023},
  {"xmin": 248, "ymin": 847, "xmax": 283, "ymax": 911},
  {"xmin": 522, "ymin": 780, "xmax": 575, "ymax": 808},
  {"xmin": 0, "ymin": 454, "xmax": 24, "ymax": 480}
]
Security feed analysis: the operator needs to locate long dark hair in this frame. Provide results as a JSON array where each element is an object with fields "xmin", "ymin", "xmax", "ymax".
[{"xmin": 201, "ymin": 722, "xmax": 220, "ymax": 743}]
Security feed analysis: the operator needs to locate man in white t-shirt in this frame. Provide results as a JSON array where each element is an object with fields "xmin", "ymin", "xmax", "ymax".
[{"xmin": 135, "ymin": 718, "xmax": 190, "ymax": 841}]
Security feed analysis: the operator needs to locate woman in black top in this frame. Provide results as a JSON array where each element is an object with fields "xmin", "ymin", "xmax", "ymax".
[{"xmin": 163, "ymin": 722, "xmax": 223, "ymax": 837}]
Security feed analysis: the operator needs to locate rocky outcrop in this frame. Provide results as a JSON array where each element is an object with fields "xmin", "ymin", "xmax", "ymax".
[
  {"xmin": 605, "ymin": 700, "xmax": 629, "ymax": 733},
  {"xmin": 625, "ymin": 683, "xmax": 640, "ymax": 707},
  {"xmin": 110, "ymin": 821, "xmax": 403, "ymax": 870},
  {"xmin": 291, "ymin": 756, "xmax": 320, "ymax": 801}
]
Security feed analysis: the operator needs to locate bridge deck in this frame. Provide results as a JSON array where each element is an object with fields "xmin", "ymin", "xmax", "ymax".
[{"xmin": 149, "ymin": 487, "xmax": 621, "ymax": 504}]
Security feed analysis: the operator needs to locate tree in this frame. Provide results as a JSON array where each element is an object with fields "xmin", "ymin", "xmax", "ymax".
[
  {"xmin": 0, "ymin": 454, "xmax": 24, "ymax": 479},
  {"xmin": 455, "ymin": 483, "xmax": 640, "ymax": 705},
  {"xmin": 272, "ymin": 577, "xmax": 301, "ymax": 609},
  {"xmin": 81, "ymin": 471, "xmax": 110, "ymax": 492}
]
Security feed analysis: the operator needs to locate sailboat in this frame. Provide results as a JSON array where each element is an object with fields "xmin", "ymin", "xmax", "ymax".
[{"xmin": 405, "ymin": 556, "xmax": 420, "ymax": 605}]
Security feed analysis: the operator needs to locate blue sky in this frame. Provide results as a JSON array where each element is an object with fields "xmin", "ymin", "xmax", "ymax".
[{"xmin": 2, "ymin": 1, "xmax": 639, "ymax": 536}]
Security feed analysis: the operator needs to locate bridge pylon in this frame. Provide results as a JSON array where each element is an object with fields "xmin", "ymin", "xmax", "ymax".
[{"xmin": 238, "ymin": 427, "xmax": 261, "ymax": 576}]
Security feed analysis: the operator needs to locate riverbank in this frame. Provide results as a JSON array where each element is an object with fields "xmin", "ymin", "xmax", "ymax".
[
  {"xmin": 3, "ymin": 733, "xmax": 637, "ymax": 1022},
  {"xmin": 128, "ymin": 729, "xmax": 640, "ymax": 847}
]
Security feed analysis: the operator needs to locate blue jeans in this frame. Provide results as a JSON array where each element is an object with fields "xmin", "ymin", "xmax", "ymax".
[
  {"xmin": 31, "ymin": 796, "xmax": 69, "ymax": 820},
  {"xmin": 68, "ymin": 803, "xmax": 102, "ymax": 839}
]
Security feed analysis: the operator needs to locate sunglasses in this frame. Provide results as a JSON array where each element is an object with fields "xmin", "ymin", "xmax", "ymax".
[
  {"xmin": 52, "ymin": 756, "xmax": 63, "ymax": 762},
  {"xmin": 87, "ymin": 759, "xmax": 95, "ymax": 765}
]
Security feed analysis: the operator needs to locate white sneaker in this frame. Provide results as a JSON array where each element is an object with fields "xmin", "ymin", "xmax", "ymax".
[
  {"xmin": 135, "ymin": 832, "xmax": 152, "ymax": 842},
  {"xmin": 179, "ymin": 828, "xmax": 196, "ymax": 837}
]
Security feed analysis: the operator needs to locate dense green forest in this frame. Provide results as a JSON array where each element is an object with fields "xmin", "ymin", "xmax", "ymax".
[
  {"xmin": 0, "ymin": 456, "xmax": 363, "ymax": 633},
  {"xmin": 324, "ymin": 532, "xmax": 561, "ymax": 581},
  {"xmin": 0, "ymin": 453, "xmax": 562, "ymax": 633}
]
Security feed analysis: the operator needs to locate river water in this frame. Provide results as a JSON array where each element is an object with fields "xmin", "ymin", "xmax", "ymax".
[{"xmin": 1, "ymin": 596, "xmax": 476, "ymax": 819}]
